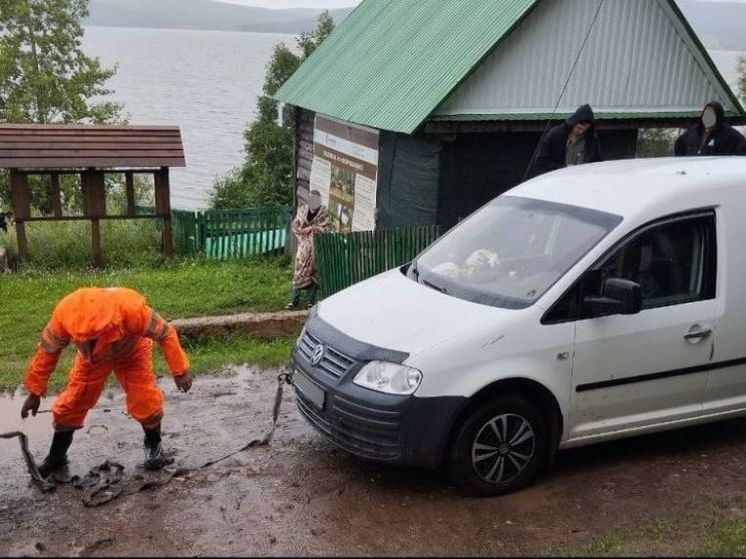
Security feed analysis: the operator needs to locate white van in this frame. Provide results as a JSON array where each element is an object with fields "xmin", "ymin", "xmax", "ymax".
[{"xmin": 291, "ymin": 157, "xmax": 746, "ymax": 496}]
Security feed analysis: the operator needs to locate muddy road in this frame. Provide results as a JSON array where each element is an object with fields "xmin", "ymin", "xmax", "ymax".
[{"xmin": 3, "ymin": 367, "xmax": 746, "ymax": 557}]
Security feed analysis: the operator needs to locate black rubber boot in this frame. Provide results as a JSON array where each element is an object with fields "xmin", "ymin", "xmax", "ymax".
[
  {"xmin": 143, "ymin": 424, "xmax": 165, "ymax": 471},
  {"xmin": 38, "ymin": 430, "xmax": 74, "ymax": 478}
]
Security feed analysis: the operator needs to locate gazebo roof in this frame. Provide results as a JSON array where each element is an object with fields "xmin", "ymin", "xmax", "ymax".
[{"xmin": 0, "ymin": 124, "xmax": 186, "ymax": 170}]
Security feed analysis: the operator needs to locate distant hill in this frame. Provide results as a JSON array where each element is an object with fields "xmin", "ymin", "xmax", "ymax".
[
  {"xmin": 85, "ymin": 0, "xmax": 746, "ymax": 50},
  {"xmin": 86, "ymin": 0, "xmax": 355, "ymax": 34},
  {"xmin": 677, "ymin": 0, "xmax": 746, "ymax": 51},
  {"xmin": 237, "ymin": 11, "xmax": 355, "ymax": 34}
]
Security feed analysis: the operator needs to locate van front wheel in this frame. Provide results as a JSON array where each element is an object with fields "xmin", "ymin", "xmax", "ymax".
[{"xmin": 447, "ymin": 395, "xmax": 548, "ymax": 496}]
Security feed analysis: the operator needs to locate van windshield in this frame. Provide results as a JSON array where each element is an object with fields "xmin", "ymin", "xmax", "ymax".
[{"xmin": 410, "ymin": 196, "xmax": 622, "ymax": 309}]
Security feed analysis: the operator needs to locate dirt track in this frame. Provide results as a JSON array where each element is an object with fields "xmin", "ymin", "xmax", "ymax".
[{"xmin": 3, "ymin": 366, "xmax": 746, "ymax": 557}]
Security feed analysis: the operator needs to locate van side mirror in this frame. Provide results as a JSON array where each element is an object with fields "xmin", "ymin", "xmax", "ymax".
[{"xmin": 583, "ymin": 278, "xmax": 642, "ymax": 317}]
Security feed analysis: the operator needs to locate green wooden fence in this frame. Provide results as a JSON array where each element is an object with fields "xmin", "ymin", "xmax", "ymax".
[
  {"xmin": 314, "ymin": 225, "xmax": 442, "ymax": 298},
  {"xmin": 172, "ymin": 206, "xmax": 290, "ymax": 259},
  {"xmin": 172, "ymin": 209, "xmax": 199, "ymax": 255}
]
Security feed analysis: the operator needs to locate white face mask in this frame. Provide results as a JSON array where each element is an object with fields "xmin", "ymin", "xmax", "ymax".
[{"xmin": 702, "ymin": 108, "xmax": 717, "ymax": 129}]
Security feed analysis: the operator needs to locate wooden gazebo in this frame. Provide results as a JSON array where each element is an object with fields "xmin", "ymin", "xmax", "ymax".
[{"xmin": 0, "ymin": 124, "xmax": 186, "ymax": 267}]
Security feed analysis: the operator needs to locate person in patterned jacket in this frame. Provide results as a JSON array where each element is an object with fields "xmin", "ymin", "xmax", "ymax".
[{"xmin": 285, "ymin": 190, "xmax": 331, "ymax": 310}]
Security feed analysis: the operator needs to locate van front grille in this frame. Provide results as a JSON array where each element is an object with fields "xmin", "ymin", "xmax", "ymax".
[{"xmin": 297, "ymin": 329, "xmax": 356, "ymax": 379}]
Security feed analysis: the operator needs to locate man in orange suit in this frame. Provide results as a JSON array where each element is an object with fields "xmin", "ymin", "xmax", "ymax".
[{"xmin": 20, "ymin": 287, "xmax": 193, "ymax": 476}]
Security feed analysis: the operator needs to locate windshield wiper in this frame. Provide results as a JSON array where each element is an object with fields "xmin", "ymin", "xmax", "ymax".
[
  {"xmin": 422, "ymin": 278, "xmax": 448, "ymax": 295},
  {"xmin": 410, "ymin": 262, "xmax": 448, "ymax": 295},
  {"xmin": 410, "ymin": 261, "xmax": 420, "ymax": 281}
]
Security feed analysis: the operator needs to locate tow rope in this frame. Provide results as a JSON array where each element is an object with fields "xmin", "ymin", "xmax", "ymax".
[
  {"xmin": 2, "ymin": 372, "xmax": 294, "ymax": 506},
  {"xmin": 199, "ymin": 371, "xmax": 293, "ymax": 468},
  {"xmin": 0, "ymin": 431, "xmax": 55, "ymax": 492}
]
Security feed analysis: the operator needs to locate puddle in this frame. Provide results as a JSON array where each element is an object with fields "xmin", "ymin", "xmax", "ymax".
[
  {"xmin": 0, "ymin": 367, "xmax": 295, "ymax": 502},
  {"xmin": 0, "ymin": 388, "xmax": 58, "ymax": 495}
]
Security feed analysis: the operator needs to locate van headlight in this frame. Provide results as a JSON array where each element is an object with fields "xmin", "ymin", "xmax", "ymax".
[{"xmin": 353, "ymin": 361, "xmax": 422, "ymax": 395}]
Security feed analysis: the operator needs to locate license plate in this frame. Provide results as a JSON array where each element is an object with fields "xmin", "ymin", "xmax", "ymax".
[{"xmin": 294, "ymin": 370, "xmax": 325, "ymax": 410}]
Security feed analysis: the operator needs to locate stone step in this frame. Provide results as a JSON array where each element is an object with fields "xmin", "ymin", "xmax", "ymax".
[{"xmin": 171, "ymin": 310, "xmax": 308, "ymax": 341}]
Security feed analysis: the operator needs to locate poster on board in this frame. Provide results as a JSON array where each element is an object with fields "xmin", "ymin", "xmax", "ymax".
[{"xmin": 308, "ymin": 115, "xmax": 379, "ymax": 233}]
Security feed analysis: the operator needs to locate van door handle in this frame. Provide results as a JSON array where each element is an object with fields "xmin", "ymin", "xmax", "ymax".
[{"xmin": 684, "ymin": 325, "xmax": 712, "ymax": 342}]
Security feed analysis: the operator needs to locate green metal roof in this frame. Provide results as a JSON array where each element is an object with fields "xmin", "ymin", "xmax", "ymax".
[{"xmin": 274, "ymin": 0, "xmax": 539, "ymax": 134}]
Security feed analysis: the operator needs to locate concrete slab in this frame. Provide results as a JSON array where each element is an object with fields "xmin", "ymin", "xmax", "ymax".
[{"xmin": 171, "ymin": 310, "xmax": 308, "ymax": 341}]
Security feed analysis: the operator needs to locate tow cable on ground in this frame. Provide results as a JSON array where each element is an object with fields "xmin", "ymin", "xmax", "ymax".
[
  {"xmin": 0, "ymin": 431, "xmax": 56, "ymax": 493},
  {"xmin": 1, "ymin": 372, "xmax": 294, "ymax": 506},
  {"xmin": 200, "ymin": 371, "xmax": 292, "ymax": 468}
]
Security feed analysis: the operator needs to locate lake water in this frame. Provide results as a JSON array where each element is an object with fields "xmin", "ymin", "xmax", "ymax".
[
  {"xmin": 83, "ymin": 26, "xmax": 744, "ymax": 210},
  {"xmin": 83, "ymin": 26, "xmax": 296, "ymax": 210}
]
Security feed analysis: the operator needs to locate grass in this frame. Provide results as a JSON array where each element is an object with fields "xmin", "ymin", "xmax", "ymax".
[
  {"xmin": 696, "ymin": 518, "xmax": 746, "ymax": 557},
  {"xmin": 164, "ymin": 335, "xmax": 295, "ymax": 377},
  {"xmin": 0, "ymin": 257, "xmax": 295, "ymax": 392},
  {"xmin": 2, "ymin": 219, "xmax": 165, "ymax": 270},
  {"xmin": 553, "ymin": 501, "xmax": 746, "ymax": 557}
]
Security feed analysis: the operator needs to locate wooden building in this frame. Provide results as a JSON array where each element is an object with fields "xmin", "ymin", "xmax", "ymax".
[
  {"xmin": 0, "ymin": 124, "xmax": 186, "ymax": 267},
  {"xmin": 276, "ymin": 0, "xmax": 746, "ymax": 231}
]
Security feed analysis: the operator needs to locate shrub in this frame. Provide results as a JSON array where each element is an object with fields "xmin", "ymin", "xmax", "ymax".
[{"xmin": 637, "ymin": 128, "xmax": 678, "ymax": 158}]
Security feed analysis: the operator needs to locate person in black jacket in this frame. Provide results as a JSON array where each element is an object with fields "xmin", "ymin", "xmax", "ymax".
[
  {"xmin": 527, "ymin": 104, "xmax": 603, "ymax": 178},
  {"xmin": 674, "ymin": 101, "xmax": 746, "ymax": 156}
]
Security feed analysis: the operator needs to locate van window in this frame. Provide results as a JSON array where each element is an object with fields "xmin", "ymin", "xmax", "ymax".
[
  {"xmin": 545, "ymin": 212, "xmax": 716, "ymax": 321},
  {"xmin": 410, "ymin": 196, "xmax": 622, "ymax": 309}
]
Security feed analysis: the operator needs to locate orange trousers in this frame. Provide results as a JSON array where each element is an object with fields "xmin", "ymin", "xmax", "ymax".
[{"xmin": 51, "ymin": 339, "xmax": 163, "ymax": 430}]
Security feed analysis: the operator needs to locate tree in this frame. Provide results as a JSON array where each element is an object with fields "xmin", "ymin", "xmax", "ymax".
[
  {"xmin": 636, "ymin": 128, "xmax": 677, "ymax": 158},
  {"xmin": 210, "ymin": 12, "xmax": 335, "ymax": 209},
  {"xmin": 0, "ymin": 0, "xmax": 122, "ymax": 124},
  {"xmin": 0, "ymin": 0, "xmax": 123, "ymax": 212},
  {"xmin": 298, "ymin": 11, "xmax": 335, "ymax": 60}
]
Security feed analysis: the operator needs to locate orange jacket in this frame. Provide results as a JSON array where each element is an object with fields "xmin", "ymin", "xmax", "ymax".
[{"xmin": 25, "ymin": 287, "xmax": 189, "ymax": 396}]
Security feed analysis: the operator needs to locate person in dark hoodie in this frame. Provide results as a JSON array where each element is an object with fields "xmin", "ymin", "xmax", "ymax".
[
  {"xmin": 527, "ymin": 104, "xmax": 603, "ymax": 178},
  {"xmin": 674, "ymin": 101, "xmax": 746, "ymax": 156}
]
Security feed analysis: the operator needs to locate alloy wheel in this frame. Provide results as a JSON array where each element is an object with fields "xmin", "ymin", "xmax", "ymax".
[{"xmin": 471, "ymin": 413, "xmax": 536, "ymax": 484}]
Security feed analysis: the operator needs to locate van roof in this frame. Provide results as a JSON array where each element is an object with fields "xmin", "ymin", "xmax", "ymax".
[{"xmin": 512, "ymin": 157, "xmax": 746, "ymax": 219}]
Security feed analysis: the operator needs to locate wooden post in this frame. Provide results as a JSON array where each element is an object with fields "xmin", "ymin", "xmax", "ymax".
[
  {"xmin": 81, "ymin": 171, "xmax": 90, "ymax": 217},
  {"xmin": 154, "ymin": 167, "xmax": 172, "ymax": 255},
  {"xmin": 91, "ymin": 219, "xmax": 103, "ymax": 269},
  {"xmin": 82, "ymin": 169, "xmax": 106, "ymax": 268},
  {"xmin": 10, "ymin": 171, "xmax": 30, "ymax": 261},
  {"xmin": 125, "ymin": 172, "xmax": 136, "ymax": 216},
  {"xmin": 89, "ymin": 171, "xmax": 106, "ymax": 218},
  {"xmin": 50, "ymin": 172, "xmax": 62, "ymax": 217}
]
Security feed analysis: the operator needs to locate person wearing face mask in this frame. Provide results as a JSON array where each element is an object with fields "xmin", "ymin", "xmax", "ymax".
[
  {"xmin": 527, "ymin": 104, "xmax": 603, "ymax": 179},
  {"xmin": 20, "ymin": 287, "xmax": 192, "ymax": 477},
  {"xmin": 675, "ymin": 101, "xmax": 746, "ymax": 157},
  {"xmin": 286, "ymin": 190, "xmax": 331, "ymax": 310}
]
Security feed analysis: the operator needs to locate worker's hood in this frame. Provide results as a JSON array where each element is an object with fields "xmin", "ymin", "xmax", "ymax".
[{"xmin": 55, "ymin": 288, "xmax": 121, "ymax": 342}]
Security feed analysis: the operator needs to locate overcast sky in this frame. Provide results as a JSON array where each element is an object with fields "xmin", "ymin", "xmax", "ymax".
[
  {"xmin": 219, "ymin": 0, "xmax": 746, "ymax": 8},
  {"xmin": 222, "ymin": 0, "xmax": 361, "ymax": 9}
]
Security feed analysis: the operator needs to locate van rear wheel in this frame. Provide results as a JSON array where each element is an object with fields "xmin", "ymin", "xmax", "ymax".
[{"xmin": 447, "ymin": 395, "xmax": 549, "ymax": 497}]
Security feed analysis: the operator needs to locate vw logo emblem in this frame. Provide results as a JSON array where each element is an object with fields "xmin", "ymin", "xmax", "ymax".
[{"xmin": 311, "ymin": 344, "xmax": 325, "ymax": 366}]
